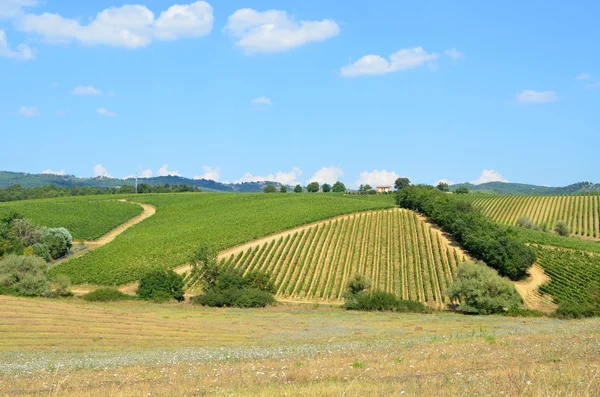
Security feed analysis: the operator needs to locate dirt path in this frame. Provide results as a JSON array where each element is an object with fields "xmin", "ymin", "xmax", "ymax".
[{"xmin": 513, "ymin": 264, "xmax": 556, "ymax": 312}]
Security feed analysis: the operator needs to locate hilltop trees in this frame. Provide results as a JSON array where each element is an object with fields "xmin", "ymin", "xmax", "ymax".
[
  {"xmin": 322, "ymin": 183, "xmax": 331, "ymax": 193},
  {"xmin": 455, "ymin": 186, "xmax": 469, "ymax": 194},
  {"xmin": 263, "ymin": 184, "xmax": 277, "ymax": 193},
  {"xmin": 294, "ymin": 185, "xmax": 303, "ymax": 193},
  {"xmin": 280, "ymin": 185, "xmax": 287, "ymax": 193},
  {"xmin": 332, "ymin": 181, "xmax": 346, "ymax": 193},
  {"xmin": 436, "ymin": 182, "xmax": 450, "ymax": 192},
  {"xmin": 394, "ymin": 178, "xmax": 411, "ymax": 191},
  {"xmin": 307, "ymin": 182, "xmax": 320, "ymax": 193}
]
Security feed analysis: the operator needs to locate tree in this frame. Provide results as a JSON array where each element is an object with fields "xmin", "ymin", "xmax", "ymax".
[
  {"xmin": 306, "ymin": 182, "xmax": 320, "ymax": 193},
  {"xmin": 455, "ymin": 186, "xmax": 469, "ymax": 194},
  {"xmin": 137, "ymin": 269, "xmax": 185, "ymax": 302},
  {"xmin": 322, "ymin": 183, "xmax": 331, "ymax": 193},
  {"xmin": 394, "ymin": 178, "xmax": 411, "ymax": 191},
  {"xmin": 448, "ymin": 262, "xmax": 522, "ymax": 314},
  {"xmin": 263, "ymin": 184, "xmax": 277, "ymax": 193},
  {"xmin": 280, "ymin": 185, "xmax": 287, "ymax": 193},
  {"xmin": 332, "ymin": 181, "xmax": 346, "ymax": 193},
  {"xmin": 40, "ymin": 227, "xmax": 72, "ymax": 260},
  {"xmin": 294, "ymin": 185, "xmax": 303, "ymax": 193},
  {"xmin": 0, "ymin": 255, "xmax": 51, "ymax": 297},
  {"xmin": 554, "ymin": 220, "xmax": 570, "ymax": 236},
  {"xmin": 436, "ymin": 182, "xmax": 450, "ymax": 192}
]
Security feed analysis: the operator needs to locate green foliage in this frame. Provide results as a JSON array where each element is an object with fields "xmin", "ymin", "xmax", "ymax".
[
  {"xmin": 394, "ymin": 178, "xmax": 411, "ymax": 191},
  {"xmin": 307, "ymin": 182, "xmax": 320, "ymax": 193},
  {"xmin": 332, "ymin": 181, "xmax": 346, "ymax": 193},
  {"xmin": 321, "ymin": 183, "xmax": 332, "ymax": 193},
  {"xmin": 294, "ymin": 185, "xmax": 303, "ymax": 193},
  {"xmin": 32, "ymin": 243, "xmax": 51, "ymax": 262},
  {"xmin": 41, "ymin": 227, "xmax": 72, "ymax": 260},
  {"xmin": 280, "ymin": 185, "xmax": 287, "ymax": 193},
  {"xmin": 516, "ymin": 216, "xmax": 536, "ymax": 230},
  {"xmin": 503, "ymin": 306, "xmax": 545, "ymax": 317},
  {"xmin": 0, "ymin": 255, "xmax": 51, "ymax": 297},
  {"xmin": 455, "ymin": 186, "xmax": 469, "ymax": 194},
  {"xmin": 263, "ymin": 185, "xmax": 277, "ymax": 194},
  {"xmin": 436, "ymin": 182, "xmax": 450, "ymax": 192},
  {"xmin": 50, "ymin": 274, "xmax": 73, "ymax": 298},
  {"xmin": 554, "ymin": 220, "xmax": 570, "ymax": 237},
  {"xmin": 51, "ymin": 194, "xmax": 394, "ymax": 285},
  {"xmin": 448, "ymin": 262, "xmax": 522, "ymax": 315},
  {"xmin": 0, "ymin": 198, "xmax": 142, "ymax": 240},
  {"xmin": 397, "ymin": 186, "xmax": 535, "ymax": 280},
  {"xmin": 137, "ymin": 269, "xmax": 185, "ymax": 302}
]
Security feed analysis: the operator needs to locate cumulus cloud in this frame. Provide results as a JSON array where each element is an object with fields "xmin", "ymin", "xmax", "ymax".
[
  {"xmin": 41, "ymin": 169, "xmax": 65, "ymax": 176},
  {"xmin": 0, "ymin": 30, "xmax": 34, "ymax": 60},
  {"xmin": 93, "ymin": 164, "xmax": 111, "ymax": 178},
  {"xmin": 340, "ymin": 47, "xmax": 439, "ymax": 77},
  {"xmin": 225, "ymin": 8, "xmax": 339, "ymax": 53},
  {"xmin": 470, "ymin": 169, "xmax": 508, "ymax": 185},
  {"xmin": 97, "ymin": 108, "xmax": 116, "ymax": 117},
  {"xmin": 18, "ymin": 106, "xmax": 39, "ymax": 117},
  {"xmin": 235, "ymin": 167, "xmax": 302, "ymax": 185},
  {"xmin": 576, "ymin": 73, "xmax": 592, "ymax": 80},
  {"xmin": 18, "ymin": 1, "xmax": 213, "ymax": 49},
  {"xmin": 435, "ymin": 178, "xmax": 455, "ymax": 186},
  {"xmin": 0, "ymin": 0, "xmax": 38, "ymax": 19},
  {"xmin": 141, "ymin": 168, "xmax": 153, "ymax": 178},
  {"xmin": 444, "ymin": 48, "xmax": 464, "ymax": 60},
  {"xmin": 308, "ymin": 166, "xmax": 344, "ymax": 185},
  {"xmin": 72, "ymin": 85, "xmax": 101, "ymax": 96},
  {"xmin": 515, "ymin": 90, "xmax": 558, "ymax": 104},
  {"xmin": 193, "ymin": 166, "xmax": 220, "ymax": 181},
  {"xmin": 354, "ymin": 170, "xmax": 401, "ymax": 187},
  {"xmin": 251, "ymin": 96, "xmax": 272, "ymax": 105},
  {"xmin": 157, "ymin": 164, "xmax": 181, "ymax": 177}
]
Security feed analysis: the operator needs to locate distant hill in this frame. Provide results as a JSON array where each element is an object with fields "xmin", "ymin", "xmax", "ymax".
[
  {"xmin": 0, "ymin": 171, "xmax": 284, "ymax": 193},
  {"xmin": 450, "ymin": 181, "xmax": 600, "ymax": 195}
]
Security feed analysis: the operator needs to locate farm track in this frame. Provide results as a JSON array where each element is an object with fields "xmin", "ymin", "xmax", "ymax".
[{"xmin": 513, "ymin": 264, "xmax": 556, "ymax": 312}]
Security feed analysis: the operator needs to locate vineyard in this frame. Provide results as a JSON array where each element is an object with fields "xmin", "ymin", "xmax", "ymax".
[
  {"xmin": 51, "ymin": 193, "xmax": 394, "ymax": 285},
  {"xmin": 186, "ymin": 208, "xmax": 468, "ymax": 308},
  {"xmin": 464, "ymin": 194, "xmax": 600, "ymax": 239},
  {"xmin": 0, "ymin": 197, "xmax": 142, "ymax": 240},
  {"xmin": 534, "ymin": 247, "xmax": 600, "ymax": 306}
]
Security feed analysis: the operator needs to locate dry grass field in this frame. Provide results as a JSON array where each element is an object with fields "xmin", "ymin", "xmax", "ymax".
[{"xmin": 1, "ymin": 296, "xmax": 599, "ymax": 396}]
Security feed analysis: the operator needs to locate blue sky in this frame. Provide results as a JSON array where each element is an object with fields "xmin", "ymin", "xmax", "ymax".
[{"xmin": 1, "ymin": 0, "xmax": 599, "ymax": 187}]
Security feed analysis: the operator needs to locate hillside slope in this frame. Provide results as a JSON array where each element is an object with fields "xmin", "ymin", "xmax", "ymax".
[{"xmin": 450, "ymin": 181, "xmax": 600, "ymax": 195}]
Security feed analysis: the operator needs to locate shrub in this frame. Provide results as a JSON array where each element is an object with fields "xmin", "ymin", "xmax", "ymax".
[
  {"xmin": 294, "ymin": 185, "xmax": 303, "ymax": 193},
  {"xmin": 192, "ymin": 287, "xmax": 275, "ymax": 308},
  {"xmin": 516, "ymin": 216, "xmax": 536, "ymax": 230},
  {"xmin": 32, "ymin": 243, "xmax": 51, "ymax": 262},
  {"xmin": 332, "ymin": 181, "xmax": 346, "ymax": 193},
  {"xmin": 84, "ymin": 288, "xmax": 135, "ymax": 302},
  {"xmin": 554, "ymin": 221, "xmax": 570, "ymax": 237},
  {"xmin": 10, "ymin": 218, "xmax": 42, "ymax": 246},
  {"xmin": 0, "ymin": 255, "xmax": 50, "ymax": 297},
  {"xmin": 49, "ymin": 274, "xmax": 73, "ymax": 298},
  {"xmin": 306, "ymin": 182, "xmax": 320, "ymax": 193},
  {"xmin": 448, "ymin": 262, "xmax": 522, "ymax": 315},
  {"xmin": 322, "ymin": 183, "xmax": 332, "ymax": 193},
  {"xmin": 280, "ymin": 185, "xmax": 287, "ymax": 193},
  {"xmin": 455, "ymin": 186, "xmax": 469, "ymax": 194},
  {"xmin": 137, "ymin": 269, "xmax": 185, "ymax": 302},
  {"xmin": 504, "ymin": 306, "xmax": 545, "ymax": 317},
  {"xmin": 554, "ymin": 301, "xmax": 599, "ymax": 319},
  {"xmin": 41, "ymin": 227, "xmax": 73, "ymax": 260},
  {"xmin": 263, "ymin": 184, "xmax": 277, "ymax": 193}
]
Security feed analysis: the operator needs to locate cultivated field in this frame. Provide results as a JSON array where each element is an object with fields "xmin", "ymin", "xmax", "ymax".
[
  {"xmin": 1, "ymin": 296, "xmax": 599, "ymax": 396},
  {"xmin": 191, "ymin": 209, "xmax": 467, "ymax": 308},
  {"xmin": 0, "ymin": 196, "xmax": 142, "ymax": 240},
  {"xmin": 51, "ymin": 193, "xmax": 395, "ymax": 285},
  {"xmin": 465, "ymin": 194, "xmax": 600, "ymax": 238}
]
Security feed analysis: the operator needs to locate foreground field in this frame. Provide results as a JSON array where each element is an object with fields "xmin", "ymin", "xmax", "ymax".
[
  {"xmin": 198, "ymin": 209, "xmax": 467, "ymax": 308},
  {"xmin": 51, "ymin": 193, "xmax": 394, "ymax": 285},
  {"xmin": 465, "ymin": 194, "xmax": 600, "ymax": 239},
  {"xmin": 1, "ymin": 296, "xmax": 599, "ymax": 396},
  {"xmin": 0, "ymin": 196, "xmax": 142, "ymax": 240}
]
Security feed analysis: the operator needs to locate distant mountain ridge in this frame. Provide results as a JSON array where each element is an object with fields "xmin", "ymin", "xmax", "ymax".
[
  {"xmin": 0, "ymin": 171, "xmax": 284, "ymax": 193},
  {"xmin": 450, "ymin": 181, "xmax": 600, "ymax": 195}
]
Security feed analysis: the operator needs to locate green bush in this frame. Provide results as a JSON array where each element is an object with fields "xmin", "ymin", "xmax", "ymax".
[
  {"xmin": 504, "ymin": 306, "xmax": 545, "ymax": 317},
  {"xmin": 0, "ymin": 255, "xmax": 51, "ymax": 297},
  {"xmin": 191, "ymin": 287, "xmax": 275, "ymax": 308},
  {"xmin": 32, "ymin": 243, "xmax": 51, "ymax": 262},
  {"xmin": 448, "ymin": 262, "xmax": 522, "ymax": 315},
  {"xmin": 41, "ymin": 227, "xmax": 73, "ymax": 260},
  {"xmin": 137, "ymin": 269, "xmax": 185, "ymax": 302},
  {"xmin": 263, "ymin": 185, "xmax": 277, "ymax": 193},
  {"xmin": 516, "ymin": 216, "xmax": 536, "ymax": 230},
  {"xmin": 554, "ymin": 221, "xmax": 570, "ymax": 237},
  {"xmin": 49, "ymin": 274, "xmax": 73, "ymax": 298},
  {"xmin": 83, "ymin": 288, "xmax": 135, "ymax": 302}
]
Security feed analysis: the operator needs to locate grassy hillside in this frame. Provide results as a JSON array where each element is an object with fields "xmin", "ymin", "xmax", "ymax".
[
  {"xmin": 0, "ymin": 197, "xmax": 142, "ymax": 240},
  {"xmin": 463, "ymin": 194, "xmax": 600, "ymax": 238},
  {"xmin": 450, "ymin": 181, "xmax": 600, "ymax": 195},
  {"xmin": 196, "ymin": 209, "xmax": 467, "ymax": 308},
  {"xmin": 51, "ymin": 193, "xmax": 395, "ymax": 285}
]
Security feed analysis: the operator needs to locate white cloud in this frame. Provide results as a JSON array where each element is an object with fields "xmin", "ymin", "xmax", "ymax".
[
  {"xmin": 0, "ymin": 0, "xmax": 38, "ymax": 19},
  {"xmin": 354, "ymin": 170, "xmax": 400, "ymax": 188},
  {"xmin": 97, "ymin": 108, "xmax": 116, "ymax": 117},
  {"xmin": 18, "ymin": 1, "xmax": 213, "ymax": 49},
  {"xmin": 41, "ymin": 169, "xmax": 65, "ymax": 176},
  {"xmin": 235, "ymin": 167, "xmax": 302, "ymax": 185},
  {"xmin": 72, "ymin": 85, "xmax": 101, "ymax": 96},
  {"xmin": 141, "ymin": 168, "xmax": 153, "ymax": 178},
  {"xmin": 18, "ymin": 106, "xmax": 39, "ymax": 117},
  {"xmin": 435, "ymin": 178, "xmax": 455, "ymax": 186},
  {"xmin": 0, "ymin": 30, "xmax": 34, "ymax": 60},
  {"xmin": 93, "ymin": 164, "xmax": 111, "ymax": 178},
  {"xmin": 193, "ymin": 165, "xmax": 220, "ymax": 181},
  {"xmin": 444, "ymin": 48, "xmax": 464, "ymax": 60},
  {"xmin": 251, "ymin": 96, "xmax": 272, "ymax": 105},
  {"xmin": 157, "ymin": 164, "xmax": 181, "ymax": 177},
  {"xmin": 470, "ymin": 169, "xmax": 509, "ymax": 185},
  {"xmin": 515, "ymin": 90, "xmax": 558, "ymax": 104},
  {"xmin": 576, "ymin": 73, "xmax": 592, "ymax": 80},
  {"xmin": 308, "ymin": 166, "xmax": 344, "ymax": 185},
  {"xmin": 225, "ymin": 8, "xmax": 339, "ymax": 54},
  {"xmin": 340, "ymin": 47, "xmax": 439, "ymax": 77}
]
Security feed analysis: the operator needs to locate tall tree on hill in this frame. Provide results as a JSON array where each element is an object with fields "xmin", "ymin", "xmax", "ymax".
[
  {"xmin": 322, "ymin": 183, "xmax": 331, "ymax": 193},
  {"xmin": 332, "ymin": 181, "xmax": 346, "ymax": 193},
  {"xmin": 280, "ymin": 185, "xmax": 287, "ymax": 193},
  {"xmin": 436, "ymin": 182, "xmax": 450, "ymax": 192},
  {"xmin": 307, "ymin": 182, "xmax": 320, "ymax": 193},
  {"xmin": 263, "ymin": 185, "xmax": 277, "ymax": 193},
  {"xmin": 294, "ymin": 185, "xmax": 303, "ymax": 193},
  {"xmin": 455, "ymin": 186, "xmax": 469, "ymax": 194},
  {"xmin": 394, "ymin": 178, "xmax": 411, "ymax": 191}
]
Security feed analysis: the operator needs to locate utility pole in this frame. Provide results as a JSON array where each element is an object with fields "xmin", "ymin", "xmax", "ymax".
[{"xmin": 135, "ymin": 172, "xmax": 138, "ymax": 194}]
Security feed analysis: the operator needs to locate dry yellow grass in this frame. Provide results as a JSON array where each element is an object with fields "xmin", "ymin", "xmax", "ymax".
[{"xmin": 1, "ymin": 296, "xmax": 599, "ymax": 396}]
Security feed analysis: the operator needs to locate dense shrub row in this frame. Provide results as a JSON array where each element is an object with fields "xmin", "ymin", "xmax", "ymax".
[
  {"xmin": 0, "ymin": 255, "xmax": 72, "ymax": 297},
  {"xmin": 84, "ymin": 288, "xmax": 135, "ymax": 302},
  {"xmin": 396, "ymin": 186, "xmax": 535, "ymax": 280}
]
